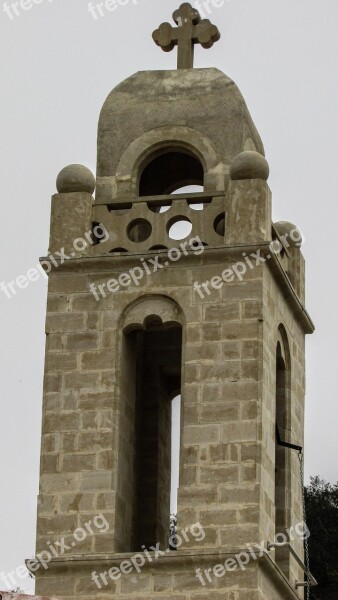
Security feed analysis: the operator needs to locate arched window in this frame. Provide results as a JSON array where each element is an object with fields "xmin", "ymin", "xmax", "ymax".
[
  {"xmin": 115, "ymin": 298, "xmax": 183, "ymax": 552},
  {"xmin": 139, "ymin": 148, "xmax": 204, "ymax": 196},
  {"xmin": 275, "ymin": 326, "xmax": 291, "ymax": 577}
]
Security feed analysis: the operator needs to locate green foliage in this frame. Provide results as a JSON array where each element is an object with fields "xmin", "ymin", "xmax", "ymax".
[
  {"xmin": 169, "ymin": 512, "xmax": 178, "ymax": 550},
  {"xmin": 305, "ymin": 476, "xmax": 338, "ymax": 599}
]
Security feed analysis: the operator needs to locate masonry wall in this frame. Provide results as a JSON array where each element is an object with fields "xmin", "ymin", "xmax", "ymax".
[
  {"xmin": 37, "ymin": 253, "xmax": 266, "ymax": 557},
  {"xmin": 35, "ymin": 241, "xmax": 308, "ymax": 600},
  {"xmin": 259, "ymin": 265, "xmax": 306, "ymax": 589}
]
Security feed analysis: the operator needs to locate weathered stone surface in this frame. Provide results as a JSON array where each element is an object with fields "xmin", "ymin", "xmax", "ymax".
[
  {"xmin": 56, "ymin": 164, "xmax": 95, "ymax": 194},
  {"xmin": 230, "ymin": 151, "xmax": 269, "ymax": 181},
  {"xmin": 34, "ymin": 7, "xmax": 314, "ymax": 600}
]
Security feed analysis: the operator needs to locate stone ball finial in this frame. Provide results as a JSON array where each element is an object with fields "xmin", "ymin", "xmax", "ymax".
[
  {"xmin": 230, "ymin": 151, "xmax": 269, "ymax": 181},
  {"xmin": 274, "ymin": 221, "xmax": 303, "ymax": 248},
  {"xmin": 56, "ymin": 164, "xmax": 96, "ymax": 194}
]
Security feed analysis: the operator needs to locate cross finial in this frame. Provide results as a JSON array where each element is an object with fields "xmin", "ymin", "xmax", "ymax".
[{"xmin": 153, "ymin": 3, "xmax": 221, "ymax": 69}]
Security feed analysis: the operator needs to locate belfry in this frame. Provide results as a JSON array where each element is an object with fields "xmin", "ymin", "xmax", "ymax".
[{"xmin": 31, "ymin": 3, "xmax": 316, "ymax": 599}]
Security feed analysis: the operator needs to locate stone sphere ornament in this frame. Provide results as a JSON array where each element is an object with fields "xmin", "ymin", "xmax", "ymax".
[
  {"xmin": 56, "ymin": 164, "xmax": 96, "ymax": 194},
  {"xmin": 274, "ymin": 221, "xmax": 303, "ymax": 248},
  {"xmin": 230, "ymin": 151, "xmax": 270, "ymax": 181}
]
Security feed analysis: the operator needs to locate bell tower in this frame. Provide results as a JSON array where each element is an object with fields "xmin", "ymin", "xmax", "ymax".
[{"xmin": 31, "ymin": 4, "xmax": 315, "ymax": 599}]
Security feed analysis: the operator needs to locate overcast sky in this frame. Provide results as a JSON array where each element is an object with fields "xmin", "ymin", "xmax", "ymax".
[{"xmin": 1, "ymin": 0, "xmax": 338, "ymax": 594}]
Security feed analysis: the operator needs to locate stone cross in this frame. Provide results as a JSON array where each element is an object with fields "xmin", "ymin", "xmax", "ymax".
[{"xmin": 153, "ymin": 3, "xmax": 221, "ymax": 69}]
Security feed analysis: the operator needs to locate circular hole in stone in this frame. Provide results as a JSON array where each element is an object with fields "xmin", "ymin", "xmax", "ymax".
[
  {"xmin": 127, "ymin": 219, "xmax": 152, "ymax": 243},
  {"xmin": 172, "ymin": 185, "xmax": 204, "ymax": 195},
  {"xmin": 214, "ymin": 212, "xmax": 226, "ymax": 236},
  {"xmin": 149, "ymin": 245, "xmax": 168, "ymax": 251},
  {"xmin": 167, "ymin": 217, "xmax": 192, "ymax": 240},
  {"xmin": 110, "ymin": 247, "xmax": 128, "ymax": 253},
  {"xmin": 188, "ymin": 203, "xmax": 204, "ymax": 211}
]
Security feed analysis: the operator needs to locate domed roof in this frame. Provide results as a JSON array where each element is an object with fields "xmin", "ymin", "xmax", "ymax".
[{"xmin": 97, "ymin": 68, "xmax": 264, "ymax": 183}]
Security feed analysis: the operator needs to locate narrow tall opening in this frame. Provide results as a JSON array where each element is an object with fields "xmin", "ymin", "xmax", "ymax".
[
  {"xmin": 139, "ymin": 148, "xmax": 204, "ymax": 196},
  {"xmin": 275, "ymin": 339, "xmax": 291, "ymax": 577},
  {"xmin": 117, "ymin": 321, "xmax": 182, "ymax": 552},
  {"xmin": 170, "ymin": 395, "xmax": 181, "ymax": 515}
]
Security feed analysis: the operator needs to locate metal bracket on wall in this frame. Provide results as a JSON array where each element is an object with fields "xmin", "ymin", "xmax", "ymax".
[{"xmin": 276, "ymin": 423, "xmax": 302, "ymax": 452}]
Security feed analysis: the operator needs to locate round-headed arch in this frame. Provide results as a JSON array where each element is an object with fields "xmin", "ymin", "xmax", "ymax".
[
  {"xmin": 115, "ymin": 126, "xmax": 224, "ymax": 198},
  {"xmin": 119, "ymin": 294, "xmax": 185, "ymax": 333}
]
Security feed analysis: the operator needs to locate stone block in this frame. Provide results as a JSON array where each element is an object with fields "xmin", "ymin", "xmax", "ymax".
[
  {"xmin": 35, "ymin": 574, "xmax": 76, "ymax": 596},
  {"xmin": 200, "ymin": 383, "xmax": 222, "ymax": 403},
  {"xmin": 78, "ymin": 391, "xmax": 114, "ymax": 410},
  {"xmin": 201, "ymin": 361, "xmax": 241, "ymax": 382},
  {"xmin": 81, "ymin": 411, "xmax": 99, "ymax": 430},
  {"xmin": 81, "ymin": 350, "xmax": 113, "ymax": 371},
  {"xmin": 202, "ymin": 323, "xmax": 223, "ymax": 341},
  {"xmin": 186, "ymin": 342, "xmax": 221, "ymax": 362},
  {"xmin": 43, "ymin": 373, "xmax": 62, "ymax": 394},
  {"xmin": 241, "ymin": 464, "xmax": 257, "ymax": 484},
  {"xmin": 120, "ymin": 573, "xmax": 151, "ymax": 594},
  {"xmin": 241, "ymin": 402, "xmax": 258, "ymax": 421},
  {"xmin": 97, "ymin": 450, "xmax": 114, "ymax": 469},
  {"xmin": 181, "ymin": 466, "xmax": 197, "ymax": 486},
  {"xmin": 37, "ymin": 494, "xmax": 58, "ymax": 515},
  {"xmin": 42, "ymin": 433, "xmax": 60, "ymax": 454},
  {"xmin": 78, "ymin": 471, "xmax": 111, "ymax": 491},
  {"xmin": 200, "ymin": 466, "xmax": 239, "ymax": 485},
  {"xmin": 46, "ymin": 313, "xmax": 85, "ymax": 333},
  {"xmin": 242, "ymin": 340, "xmax": 259, "ymax": 359},
  {"xmin": 37, "ymin": 514, "xmax": 77, "ymax": 536},
  {"xmin": 240, "ymin": 443, "xmax": 258, "ymax": 462},
  {"xmin": 185, "ymin": 424, "xmax": 220, "ymax": 444},
  {"xmin": 221, "ymin": 321, "xmax": 258, "ymax": 340},
  {"xmin": 200, "ymin": 509, "xmax": 237, "ymax": 526},
  {"xmin": 153, "ymin": 573, "xmax": 173, "ymax": 593},
  {"xmin": 77, "ymin": 432, "xmax": 112, "ymax": 451},
  {"xmin": 61, "ymin": 453, "xmax": 96, "ymax": 472},
  {"xmin": 204, "ymin": 303, "xmax": 240, "ymax": 322},
  {"xmin": 59, "ymin": 493, "xmax": 96, "ymax": 513},
  {"xmin": 243, "ymin": 300, "xmax": 262, "ymax": 319},
  {"xmin": 41, "ymin": 454, "xmax": 59, "ymax": 473},
  {"xmin": 47, "ymin": 294, "xmax": 69, "ymax": 313},
  {"xmin": 61, "ymin": 433, "xmax": 77, "ymax": 452},
  {"xmin": 221, "ymin": 422, "xmax": 257, "ymax": 443},
  {"xmin": 241, "ymin": 360, "xmax": 259, "ymax": 380},
  {"xmin": 43, "ymin": 412, "xmax": 79, "ymax": 433},
  {"xmin": 200, "ymin": 403, "xmax": 239, "ymax": 423},
  {"xmin": 221, "ymin": 381, "xmax": 258, "ymax": 402},
  {"xmin": 222, "ymin": 280, "xmax": 262, "ymax": 301},
  {"xmin": 179, "ymin": 485, "xmax": 218, "ymax": 506},
  {"xmin": 65, "ymin": 332, "xmax": 100, "ymax": 351},
  {"xmin": 63, "ymin": 372, "xmax": 100, "ymax": 391},
  {"xmin": 222, "ymin": 341, "xmax": 241, "ymax": 359}
]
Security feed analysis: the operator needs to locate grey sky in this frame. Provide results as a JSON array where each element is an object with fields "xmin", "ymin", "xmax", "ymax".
[{"xmin": 1, "ymin": 0, "xmax": 338, "ymax": 593}]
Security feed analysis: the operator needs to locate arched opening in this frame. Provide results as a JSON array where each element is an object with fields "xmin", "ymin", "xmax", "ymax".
[
  {"xmin": 116, "ymin": 318, "xmax": 182, "ymax": 552},
  {"xmin": 275, "ymin": 330, "xmax": 291, "ymax": 577},
  {"xmin": 139, "ymin": 148, "xmax": 204, "ymax": 196}
]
